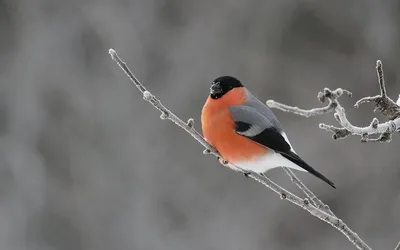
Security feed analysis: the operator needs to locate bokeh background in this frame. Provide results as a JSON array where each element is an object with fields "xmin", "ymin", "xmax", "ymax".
[{"xmin": 0, "ymin": 0, "xmax": 400, "ymax": 249}]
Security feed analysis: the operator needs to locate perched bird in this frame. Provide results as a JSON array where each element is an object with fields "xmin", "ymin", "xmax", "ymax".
[{"xmin": 201, "ymin": 76, "xmax": 336, "ymax": 188}]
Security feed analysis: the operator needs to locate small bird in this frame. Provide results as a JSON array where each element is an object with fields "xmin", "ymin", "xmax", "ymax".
[{"xmin": 201, "ymin": 76, "xmax": 335, "ymax": 188}]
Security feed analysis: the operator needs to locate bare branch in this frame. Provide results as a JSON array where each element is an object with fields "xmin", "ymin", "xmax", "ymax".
[
  {"xmin": 109, "ymin": 49, "xmax": 219, "ymax": 157},
  {"xmin": 320, "ymin": 101, "xmax": 398, "ymax": 142},
  {"xmin": 352, "ymin": 60, "xmax": 400, "ymax": 119},
  {"xmin": 266, "ymin": 88, "xmax": 351, "ymax": 118},
  {"xmin": 282, "ymin": 167, "xmax": 334, "ymax": 216},
  {"xmin": 266, "ymin": 100, "xmax": 336, "ymax": 118},
  {"xmin": 394, "ymin": 241, "xmax": 400, "ymax": 250},
  {"xmin": 109, "ymin": 48, "xmax": 372, "ymax": 250},
  {"xmin": 267, "ymin": 60, "xmax": 400, "ymax": 142},
  {"xmin": 376, "ymin": 60, "xmax": 386, "ymax": 97},
  {"xmin": 354, "ymin": 95, "xmax": 380, "ymax": 107}
]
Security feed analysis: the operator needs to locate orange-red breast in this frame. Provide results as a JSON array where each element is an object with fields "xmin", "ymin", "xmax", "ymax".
[{"xmin": 201, "ymin": 76, "xmax": 335, "ymax": 188}]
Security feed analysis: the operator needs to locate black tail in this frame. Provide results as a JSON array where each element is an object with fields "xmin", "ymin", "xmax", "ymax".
[{"xmin": 281, "ymin": 151, "xmax": 336, "ymax": 189}]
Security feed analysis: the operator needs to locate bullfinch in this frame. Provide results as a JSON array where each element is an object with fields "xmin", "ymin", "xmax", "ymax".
[{"xmin": 201, "ymin": 76, "xmax": 336, "ymax": 188}]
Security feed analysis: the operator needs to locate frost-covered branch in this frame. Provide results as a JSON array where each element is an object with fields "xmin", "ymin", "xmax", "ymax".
[
  {"xmin": 109, "ymin": 48, "xmax": 371, "ymax": 250},
  {"xmin": 267, "ymin": 60, "xmax": 400, "ymax": 143}
]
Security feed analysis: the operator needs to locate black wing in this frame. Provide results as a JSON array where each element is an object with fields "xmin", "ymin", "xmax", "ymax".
[
  {"xmin": 230, "ymin": 105, "xmax": 336, "ymax": 188},
  {"xmin": 250, "ymin": 126, "xmax": 335, "ymax": 188}
]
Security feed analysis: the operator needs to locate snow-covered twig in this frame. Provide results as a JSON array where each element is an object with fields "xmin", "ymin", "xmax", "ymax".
[
  {"xmin": 109, "ymin": 48, "xmax": 371, "ymax": 250},
  {"xmin": 267, "ymin": 60, "xmax": 400, "ymax": 143}
]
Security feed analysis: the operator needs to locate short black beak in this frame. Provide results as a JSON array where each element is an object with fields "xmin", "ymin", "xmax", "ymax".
[{"xmin": 210, "ymin": 82, "xmax": 223, "ymax": 95}]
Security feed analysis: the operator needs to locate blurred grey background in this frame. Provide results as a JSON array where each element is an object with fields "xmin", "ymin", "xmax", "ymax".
[{"xmin": 0, "ymin": 0, "xmax": 399, "ymax": 249}]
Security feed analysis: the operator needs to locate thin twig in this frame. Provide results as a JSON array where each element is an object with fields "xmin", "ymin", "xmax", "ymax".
[
  {"xmin": 376, "ymin": 60, "xmax": 386, "ymax": 97},
  {"xmin": 394, "ymin": 241, "xmax": 400, "ymax": 250},
  {"xmin": 109, "ymin": 49, "xmax": 219, "ymax": 157},
  {"xmin": 109, "ymin": 48, "xmax": 372, "ymax": 250},
  {"xmin": 266, "ymin": 100, "xmax": 336, "ymax": 118},
  {"xmin": 250, "ymin": 172, "xmax": 370, "ymax": 250},
  {"xmin": 266, "ymin": 88, "xmax": 351, "ymax": 117},
  {"xmin": 282, "ymin": 167, "xmax": 335, "ymax": 216}
]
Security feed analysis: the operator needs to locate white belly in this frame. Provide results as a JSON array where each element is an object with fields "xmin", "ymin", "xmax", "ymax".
[{"xmin": 236, "ymin": 150, "xmax": 307, "ymax": 173}]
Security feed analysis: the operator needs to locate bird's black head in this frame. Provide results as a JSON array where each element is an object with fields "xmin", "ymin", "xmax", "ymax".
[{"xmin": 210, "ymin": 76, "xmax": 243, "ymax": 99}]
